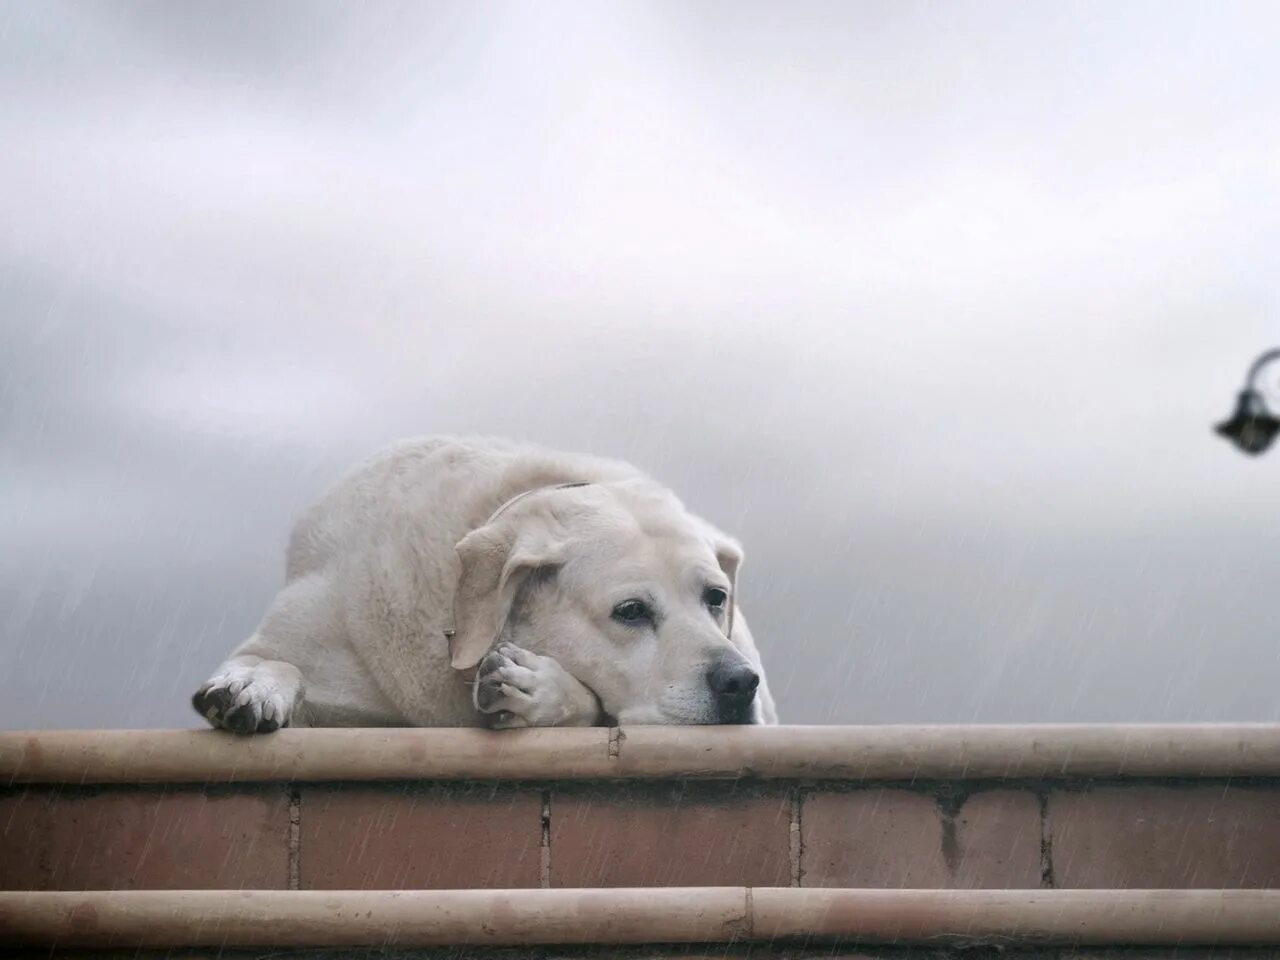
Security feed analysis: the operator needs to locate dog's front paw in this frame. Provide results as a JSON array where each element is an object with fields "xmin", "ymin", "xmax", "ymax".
[
  {"xmin": 474, "ymin": 643, "xmax": 601, "ymax": 729},
  {"xmin": 193, "ymin": 666, "xmax": 295, "ymax": 734}
]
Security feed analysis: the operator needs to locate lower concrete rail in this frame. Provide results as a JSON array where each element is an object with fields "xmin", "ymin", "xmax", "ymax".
[{"xmin": 2, "ymin": 888, "xmax": 1279, "ymax": 948}]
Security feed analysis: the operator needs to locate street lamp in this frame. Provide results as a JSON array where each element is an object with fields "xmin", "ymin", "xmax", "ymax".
[{"xmin": 1215, "ymin": 347, "xmax": 1280, "ymax": 456}]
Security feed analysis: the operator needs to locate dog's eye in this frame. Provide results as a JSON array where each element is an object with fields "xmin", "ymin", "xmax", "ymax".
[
  {"xmin": 703, "ymin": 587, "xmax": 728, "ymax": 610},
  {"xmin": 612, "ymin": 599, "xmax": 652, "ymax": 624}
]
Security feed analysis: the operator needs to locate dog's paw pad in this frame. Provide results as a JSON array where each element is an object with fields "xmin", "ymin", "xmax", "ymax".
[
  {"xmin": 474, "ymin": 649, "xmax": 514, "ymax": 712},
  {"xmin": 193, "ymin": 672, "xmax": 291, "ymax": 735}
]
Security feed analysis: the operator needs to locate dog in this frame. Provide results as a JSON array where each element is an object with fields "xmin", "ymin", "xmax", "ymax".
[{"xmin": 193, "ymin": 436, "xmax": 777, "ymax": 731}]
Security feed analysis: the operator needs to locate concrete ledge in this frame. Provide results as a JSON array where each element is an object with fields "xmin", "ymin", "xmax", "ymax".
[
  {"xmin": 3, "ymin": 888, "xmax": 1279, "ymax": 948},
  {"xmin": 4, "ymin": 724, "xmax": 1280, "ymax": 783}
]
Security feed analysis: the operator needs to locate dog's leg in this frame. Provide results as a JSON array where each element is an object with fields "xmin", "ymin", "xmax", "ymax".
[
  {"xmin": 192, "ymin": 653, "xmax": 304, "ymax": 734},
  {"xmin": 193, "ymin": 571, "xmax": 343, "ymax": 733},
  {"xmin": 473, "ymin": 643, "xmax": 602, "ymax": 729}
]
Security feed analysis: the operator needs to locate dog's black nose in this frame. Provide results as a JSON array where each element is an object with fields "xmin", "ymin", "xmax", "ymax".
[{"xmin": 706, "ymin": 658, "xmax": 759, "ymax": 712}]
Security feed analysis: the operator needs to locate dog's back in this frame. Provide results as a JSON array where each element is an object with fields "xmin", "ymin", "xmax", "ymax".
[{"xmin": 286, "ymin": 436, "xmax": 642, "ymax": 583}]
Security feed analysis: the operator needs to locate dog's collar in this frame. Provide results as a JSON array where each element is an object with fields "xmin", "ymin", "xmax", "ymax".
[{"xmin": 443, "ymin": 481, "xmax": 592, "ymax": 646}]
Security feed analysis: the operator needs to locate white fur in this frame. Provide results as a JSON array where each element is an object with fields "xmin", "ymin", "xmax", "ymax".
[{"xmin": 193, "ymin": 436, "xmax": 777, "ymax": 731}]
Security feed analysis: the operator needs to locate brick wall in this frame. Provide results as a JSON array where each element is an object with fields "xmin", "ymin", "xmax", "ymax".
[{"xmin": 5, "ymin": 777, "xmax": 1279, "ymax": 892}]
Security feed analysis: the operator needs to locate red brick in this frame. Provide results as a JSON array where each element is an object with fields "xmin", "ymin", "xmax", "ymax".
[
  {"xmin": 299, "ymin": 784, "xmax": 541, "ymax": 889},
  {"xmin": 0, "ymin": 786, "xmax": 289, "ymax": 890},
  {"xmin": 801, "ymin": 788, "xmax": 1042, "ymax": 888},
  {"xmin": 1049, "ymin": 785, "xmax": 1280, "ymax": 888},
  {"xmin": 551, "ymin": 783, "xmax": 791, "ymax": 887}
]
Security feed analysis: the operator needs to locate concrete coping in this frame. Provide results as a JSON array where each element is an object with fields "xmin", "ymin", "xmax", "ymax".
[
  {"xmin": 3, "ymin": 888, "xmax": 1280, "ymax": 947},
  {"xmin": 2, "ymin": 724, "xmax": 1279, "ymax": 783}
]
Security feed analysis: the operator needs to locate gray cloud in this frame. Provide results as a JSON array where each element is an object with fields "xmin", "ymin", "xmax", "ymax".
[{"xmin": 3, "ymin": 0, "xmax": 1278, "ymax": 729}]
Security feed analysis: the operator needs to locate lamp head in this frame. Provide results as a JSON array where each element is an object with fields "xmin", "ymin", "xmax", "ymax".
[{"xmin": 1215, "ymin": 389, "xmax": 1280, "ymax": 455}]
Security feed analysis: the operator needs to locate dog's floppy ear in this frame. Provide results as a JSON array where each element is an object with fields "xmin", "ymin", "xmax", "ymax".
[
  {"xmin": 450, "ymin": 516, "xmax": 563, "ymax": 671},
  {"xmin": 699, "ymin": 520, "xmax": 744, "ymax": 639}
]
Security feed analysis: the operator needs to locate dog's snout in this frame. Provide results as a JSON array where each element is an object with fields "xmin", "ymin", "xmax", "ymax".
[{"xmin": 706, "ymin": 658, "xmax": 759, "ymax": 710}]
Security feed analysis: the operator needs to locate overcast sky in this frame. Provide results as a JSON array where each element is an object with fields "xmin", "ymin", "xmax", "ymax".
[{"xmin": 2, "ymin": 1, "xmax": 1278, "ymax": 729}]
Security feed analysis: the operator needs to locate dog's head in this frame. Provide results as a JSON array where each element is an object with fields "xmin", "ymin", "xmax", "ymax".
[{"xmin": 450, "ymin": 481, "xmax": 761, "ymax": 724}]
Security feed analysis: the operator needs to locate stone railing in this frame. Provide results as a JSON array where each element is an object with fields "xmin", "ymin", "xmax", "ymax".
[{"xmin": 2, "ymin": 724, "xmax": 1279, "ymax": 957}]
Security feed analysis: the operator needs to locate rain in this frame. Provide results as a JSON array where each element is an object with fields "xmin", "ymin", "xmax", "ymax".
[
  {"xmin": 2, "ymin": 0, "xmax": 1280, "ymax": 735},
  {"xmin": 6, "ymin": 9, "xmax": 1280, "ymax": 958}
]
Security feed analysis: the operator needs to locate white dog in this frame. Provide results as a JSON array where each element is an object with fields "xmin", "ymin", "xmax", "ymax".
[{"xmin": 193, "ymin": 437, "xmax": 777, "ymax": 731}]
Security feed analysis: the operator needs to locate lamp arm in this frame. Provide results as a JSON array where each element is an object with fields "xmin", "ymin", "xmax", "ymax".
[{"xmin": 1244, "ymin": 348, "xmax": 1280, "ymax": 392}]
